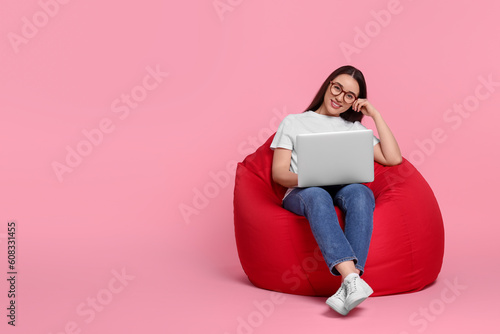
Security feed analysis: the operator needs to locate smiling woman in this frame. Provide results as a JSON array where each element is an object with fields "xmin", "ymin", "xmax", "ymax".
[
  {"xmin": 269, "ymin": 65, "xmax": 403, "ymax": 315},
  {"xmin": 306, "ymin": 67, "xmax": 367, "ymax": 122}
]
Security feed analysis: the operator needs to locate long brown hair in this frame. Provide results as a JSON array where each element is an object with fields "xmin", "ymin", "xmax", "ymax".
[{"xmin": 304, "ymin": 65, "xmax": 367, "ymax": 122}]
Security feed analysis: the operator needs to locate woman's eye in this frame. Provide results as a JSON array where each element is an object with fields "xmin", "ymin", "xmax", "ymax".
[
  {"xmin": 346, "ymin": 94, "xmax": 354, "ymax": 100},
  {"xmin": 333, "ymin": 85, "xmax": 341, "ymax": 92}
]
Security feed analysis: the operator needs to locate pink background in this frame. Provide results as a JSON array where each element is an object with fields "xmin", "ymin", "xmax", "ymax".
[{"xmin": 1, "ymin": 0, "xmax": 499, "ymax": 333}]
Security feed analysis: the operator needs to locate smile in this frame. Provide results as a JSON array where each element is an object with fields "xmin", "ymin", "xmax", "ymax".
[{"xmin": 331, "ymin": 99, "xmax": 342, "ymax": 109}]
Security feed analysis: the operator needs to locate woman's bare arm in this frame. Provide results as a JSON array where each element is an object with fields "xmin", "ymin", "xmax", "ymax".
[
  {"xmin": 352, "ymin": 99, "xmax": 402, "ymax": 166},
  {"xmin": 271, "ymin": 148, "xmax": 298, "ymax": 187},
  {"xmin": 372, "ymin": 112, "xmax": 402, "ymax": 166}
]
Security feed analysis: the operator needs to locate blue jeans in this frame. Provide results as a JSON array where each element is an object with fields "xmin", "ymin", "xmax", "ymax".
[{"xmin": 282, "ymin": 184, "xmax": 375, "ymax": 276}]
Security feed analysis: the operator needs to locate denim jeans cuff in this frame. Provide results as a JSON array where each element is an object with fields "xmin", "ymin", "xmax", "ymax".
[
  {"xmin": 328, "ymin": 256, "xmax": 358, "ymax": 276},
  {"xmin": 355, "ymin": 264, "xmax": 365, "ymax": 276}
]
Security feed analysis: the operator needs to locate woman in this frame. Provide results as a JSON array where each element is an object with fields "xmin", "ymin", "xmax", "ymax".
[{"xmin": 270, "ymin": 65, "xmax": 402, "ymax": 315}]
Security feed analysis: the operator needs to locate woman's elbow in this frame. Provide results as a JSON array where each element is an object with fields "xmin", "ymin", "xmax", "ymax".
[
  {"xmin": 272, "ymin": 169, "xmax": 289, "ymax": 187},
  {"xmin": 387, "ymin": 155, "xmax": 403, "ymax": 166}
]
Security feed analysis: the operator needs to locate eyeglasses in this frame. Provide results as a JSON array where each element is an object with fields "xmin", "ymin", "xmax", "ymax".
[{"xmin": 330, "ymin": 81, "xmax": 358, "ymax": 104}]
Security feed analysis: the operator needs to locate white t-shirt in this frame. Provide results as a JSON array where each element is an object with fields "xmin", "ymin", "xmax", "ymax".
[{"xmin": 270, "ymin": 110, "xmax": 380, "ymax": 202}]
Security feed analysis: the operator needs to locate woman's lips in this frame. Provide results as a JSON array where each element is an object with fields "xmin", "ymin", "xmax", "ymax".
[{"xmin": 331, "ymin": 99, "xmax": 342, "ymax": 109}]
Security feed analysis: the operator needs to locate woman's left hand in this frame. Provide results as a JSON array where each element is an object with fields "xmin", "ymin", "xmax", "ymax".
[{"xmin": 352, "ymin": 99, "xmax": 379, "ymax": 118}]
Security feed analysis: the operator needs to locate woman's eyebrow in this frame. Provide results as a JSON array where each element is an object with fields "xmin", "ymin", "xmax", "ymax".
[{"xmin": 334, "ymin": 82, "xmax": 357, "ymax": 95}]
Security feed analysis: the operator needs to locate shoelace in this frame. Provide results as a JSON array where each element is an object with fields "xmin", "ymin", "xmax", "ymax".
[
  {"xmin": 331, "ymin": 283, "xmax": 346, "ymax": 301},
  {"xmin": 344, "ymin": 277, "xmax": 358, "ymax": 294}
]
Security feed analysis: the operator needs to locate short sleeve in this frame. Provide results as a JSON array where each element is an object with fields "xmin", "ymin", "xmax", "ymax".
[
  {"xmin": 270, "ymin": 116, "xmax": 294, "ymax": 150},
  {"xmin": 352, "ymin": 121, "xmax": 380, "ymax": 146}
]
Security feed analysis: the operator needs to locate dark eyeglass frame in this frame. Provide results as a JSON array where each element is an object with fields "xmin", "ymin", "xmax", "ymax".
[{"xmin": 330, "ymin": 81, "xmax": 358, "ymax": 104}]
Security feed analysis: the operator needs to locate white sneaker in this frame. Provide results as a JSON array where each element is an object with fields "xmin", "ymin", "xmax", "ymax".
[
  {"xmin": 344, "ymin": 274, "xmax": 373, "ymax": 311},
  {"xmin": 326, "ymin": 283, "xmax": 349, "ymax": 316}
]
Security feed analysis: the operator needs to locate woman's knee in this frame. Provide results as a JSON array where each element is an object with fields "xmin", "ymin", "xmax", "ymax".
[
  {"xmin": 338, "ymin": 184, "xmax": 375, "ymax": 209},
  {"xmin": 298, "ymin": 187, "xmax": 333, "ymax": 206},
  {"xmin": 357, "ymin": 184, "xmax": 375, "ymax": 201}
]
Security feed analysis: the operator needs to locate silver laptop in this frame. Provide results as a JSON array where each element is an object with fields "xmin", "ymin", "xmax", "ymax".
[{"xmin": 296, "ymin": 130, "xmax": 374, "ymax": 187}]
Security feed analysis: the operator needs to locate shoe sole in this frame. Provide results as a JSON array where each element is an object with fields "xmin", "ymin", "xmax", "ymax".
[
  {"xmin": 345, "ymin": 295, "xmax": 367, "ymax": 311},
  {"xmin": 326, "ymin": 298, "xmax": 349, "ymax": 316}
]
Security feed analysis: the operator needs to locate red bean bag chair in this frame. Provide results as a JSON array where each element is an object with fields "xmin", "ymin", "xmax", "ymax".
[{"xmin": 233, "ymin": 132, "xmax": 444, "ymax": 297}]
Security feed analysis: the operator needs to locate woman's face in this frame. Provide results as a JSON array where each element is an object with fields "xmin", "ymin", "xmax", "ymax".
[{"xmin": 319, "ymin": 74, "xmax": 360, "ymax": 117}]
